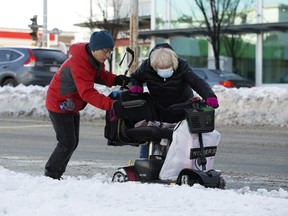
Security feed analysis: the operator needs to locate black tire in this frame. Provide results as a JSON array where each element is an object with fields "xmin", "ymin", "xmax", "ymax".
[
  {"xmin": 179, "ymin": 174, "xmax": 190, "ymax": 185},
  {"xmin": 112, "ymin": 169, "xmax": 128, "ymax": 183},
  {"xmin": 2, "ymin": 78, "xmax": 18, "ymax": 87},
  {"xmin": 217, "ymin": 176, "xmax": 226, "ymax": 189},
  {"xmin": 176, "ymin": 169, "xmax": 200, "ymax": 186}
]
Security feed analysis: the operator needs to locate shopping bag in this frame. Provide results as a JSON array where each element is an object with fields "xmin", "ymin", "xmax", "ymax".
[{"xmin": 159, "ymin": 120, "xmax": 221, "ymax": 181}]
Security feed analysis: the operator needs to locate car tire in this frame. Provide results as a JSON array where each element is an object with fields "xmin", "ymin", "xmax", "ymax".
[{"xmin": 2, "ymin": 78, "xmax": 18, "ymax": 87}]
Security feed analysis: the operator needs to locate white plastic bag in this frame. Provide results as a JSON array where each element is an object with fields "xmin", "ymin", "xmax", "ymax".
[{"xmin": 159, "ymin": 120, "xmax": 221, "ymax": 181}]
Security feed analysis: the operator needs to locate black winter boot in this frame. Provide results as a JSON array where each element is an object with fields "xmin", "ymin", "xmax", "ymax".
[{"xmin": 44, "ymin": 169, "xmax": 62, "ymax": 180}]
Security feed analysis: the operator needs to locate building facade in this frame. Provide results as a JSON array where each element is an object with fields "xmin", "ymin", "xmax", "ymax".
[
  {"xmin": 2, "ymin": 0, "xmax": 288, "ymax": 87},
  {"xmin": 0, "ymin": 28, "xmax": 75, "ymax": 55},
  {"xmin": 142, "ymin": 0, "xmax": 288, "ymax": 86}
]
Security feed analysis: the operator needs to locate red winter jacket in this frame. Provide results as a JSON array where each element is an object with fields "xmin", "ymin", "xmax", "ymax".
[{"xmin": 46, "ymin": 43, "xmax": 116, "ymax": 113}]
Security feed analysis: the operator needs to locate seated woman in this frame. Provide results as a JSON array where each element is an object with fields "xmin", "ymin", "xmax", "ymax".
[{"xmin": 129, "ymin": 43, "xmax": 219, "ymax": 158}]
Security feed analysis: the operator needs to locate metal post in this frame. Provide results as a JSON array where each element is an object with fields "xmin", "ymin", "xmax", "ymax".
[
  {"xmin": 130, "ymin": 0, "xmax": 139, "ymax": 73},
  {"xmin": 43, "ymin": 0, "xmax": 48, "ymax": 47},
  {"xmin": 256, "ymin": 0, "xmax": 263, "ymax": 86},
  {"xmin": 150, "ymin": 0, "xmax": 156, "ymax": 48},
  {"xmin": 90, "ymin": 0, "xmax": 93, "ymax": 18}
]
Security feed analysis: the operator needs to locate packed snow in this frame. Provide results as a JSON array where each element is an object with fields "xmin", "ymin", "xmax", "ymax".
[{"xmin": 0, "ymin": 84, "xmax": 288, "ymax": 216}]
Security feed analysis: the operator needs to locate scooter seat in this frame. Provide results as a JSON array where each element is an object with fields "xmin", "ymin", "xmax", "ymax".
[{"xmin": 125, "ymin": 126, "xmax": 173, "ymax": 143}]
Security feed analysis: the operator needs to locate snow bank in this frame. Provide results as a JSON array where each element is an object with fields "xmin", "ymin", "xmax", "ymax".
[{"xmin": 0, "ymin": 85, "xmax": 287, "ymax": 127}]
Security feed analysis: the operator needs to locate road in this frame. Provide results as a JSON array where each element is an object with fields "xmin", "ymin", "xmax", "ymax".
[{"xmin": 0, "ymin": 116, "xmax": 287, "ymax": 191}]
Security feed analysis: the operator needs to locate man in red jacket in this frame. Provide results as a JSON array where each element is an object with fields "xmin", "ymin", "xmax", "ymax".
[{"xmin": 45, "ymin": 30, "xmax": 129, "ymax": 179}]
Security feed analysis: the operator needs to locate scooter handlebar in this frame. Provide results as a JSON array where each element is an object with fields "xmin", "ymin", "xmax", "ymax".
[{"xmin": 168, "ymin": 98, "xmax": 208, "ymax": 111}]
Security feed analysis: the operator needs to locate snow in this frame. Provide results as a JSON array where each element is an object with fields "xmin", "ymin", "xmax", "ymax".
[
  {"xmin": 1, "ymin": 84, "xmax": 288, "ymax": 127},
  {"xmin": 0, "ymin": 84, "xmax": 288, "ymax": 216}
]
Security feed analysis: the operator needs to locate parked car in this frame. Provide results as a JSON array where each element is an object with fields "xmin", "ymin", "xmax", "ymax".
[
  {"xmin": 0, "ymin": 46, "xmax": 68, "ymax": 87},
  {"xmin": 193, "ymin": 68, "xmax": 255, "ymax": 88}
]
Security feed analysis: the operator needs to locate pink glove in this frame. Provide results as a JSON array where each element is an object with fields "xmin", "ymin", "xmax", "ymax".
[
  {"xmin": 128, "ymin": 86, "xmax": 143, "ymax": 93},
  {"xmin": 206, "ymin": 97, "xmax": 219, "ymax": 108}
]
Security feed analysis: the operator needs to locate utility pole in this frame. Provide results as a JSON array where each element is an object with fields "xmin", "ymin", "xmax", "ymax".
[
  {"xmin": 130, "ymin": 0, "xmax": 138, "ymax": 72},
  {"xmin": 42, "ymin": 0, "xmax": 48, "ymax": 47}
]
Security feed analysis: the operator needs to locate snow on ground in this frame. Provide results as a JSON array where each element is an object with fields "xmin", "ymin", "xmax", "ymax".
[
  {"xmin": 0, "ymin": 167, "xmax": 287, "ymax": 216},
  {"xmin": 0, "ymin": 84, "xmax": 288, "ymax": 127},
  {"xmin": 0, "ymin": 85, "xmax": 288, "ymax": 216}
]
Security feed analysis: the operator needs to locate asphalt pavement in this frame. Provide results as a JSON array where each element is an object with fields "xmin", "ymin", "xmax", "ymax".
[{"xmin": 0, "ymin": 116, "xmax": 287, "ymax": 191}]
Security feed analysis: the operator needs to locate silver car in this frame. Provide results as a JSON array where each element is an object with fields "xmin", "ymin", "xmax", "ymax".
[{"xmin": 0, "ymin": 46, "xmax": 68, "ymax": 87}]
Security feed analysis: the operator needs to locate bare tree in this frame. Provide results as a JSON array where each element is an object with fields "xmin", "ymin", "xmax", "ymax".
[
  {"xmin": 220, "ymin": 2, "xmax": 253, "ymax": 73},
  {"xmin": 82, "ymin": 0, "xmax": 130, "ymax": 71},
  {"xmin": 194, "ymin": 0, "xmax": 241, "ymax": 69}
]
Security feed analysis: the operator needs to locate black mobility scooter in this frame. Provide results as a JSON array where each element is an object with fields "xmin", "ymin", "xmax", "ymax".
[{"xmin": 105, "ymin": 90, "xmax": 225, "ymax": 189}]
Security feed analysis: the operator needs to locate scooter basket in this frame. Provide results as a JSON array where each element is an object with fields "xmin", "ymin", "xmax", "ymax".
[{"xmin": 185, "ymin": 109, "xmax": 215, "ymax": 133}]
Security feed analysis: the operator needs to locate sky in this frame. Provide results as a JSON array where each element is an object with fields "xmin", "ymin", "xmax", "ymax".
[
  {"xmin": 0, "ymin": 84, "xmax": 288, "ymax": 215},
  {"xmin": 0, "ymin": 0, "xmax": 91, "ymax": 32}
]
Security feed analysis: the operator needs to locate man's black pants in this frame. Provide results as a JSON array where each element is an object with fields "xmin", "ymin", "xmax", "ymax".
[{"xmin": 45, "ymin": 111, "xmax": 80, "ymax": 179}]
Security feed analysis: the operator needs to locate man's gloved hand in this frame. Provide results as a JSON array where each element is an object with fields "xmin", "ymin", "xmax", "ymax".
[
  {"xmin": 113, "ymin": 75, "xmax": 132, "ymax": 86},
  {"xmin": 109, "ymin": 100, "xmax": 124, "ymax": 121},
  {"xmin": 128, "ymin": 85, "xmax": 143, "ymax": 93},
  {"xmin": 206, "ymin": 97, "xmax": 219, "ymax": 108}
]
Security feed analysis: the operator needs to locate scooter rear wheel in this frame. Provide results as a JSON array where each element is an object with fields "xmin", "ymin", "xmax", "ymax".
[{"xmin": 112, "ymin": 169, "xmax": 128, "ymax": 183}]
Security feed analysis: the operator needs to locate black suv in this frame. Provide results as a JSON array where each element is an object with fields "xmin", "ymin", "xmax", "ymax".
[{"xmin": 0, "ymin": 47, "xmax": 68, "ymax": 87}]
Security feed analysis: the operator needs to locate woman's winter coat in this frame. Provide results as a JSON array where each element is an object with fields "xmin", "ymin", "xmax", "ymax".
[{"xmin": 131, "ymin": 43, "xmax": 216, "ymax": 108}]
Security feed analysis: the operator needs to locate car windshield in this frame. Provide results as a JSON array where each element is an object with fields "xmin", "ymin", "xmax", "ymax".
[{"xmin": 33, "ymin": 49, "xmax": 67, "ymax": 65}]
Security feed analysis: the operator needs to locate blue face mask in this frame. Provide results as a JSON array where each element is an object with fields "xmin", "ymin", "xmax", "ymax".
[{"xmin": 157, "ymin": 67, "xmax": 174, "ymax": 79}]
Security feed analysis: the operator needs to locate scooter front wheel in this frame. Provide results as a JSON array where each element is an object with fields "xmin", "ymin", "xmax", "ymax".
[
  {"xmin": 217, "ymin": 176, "xmax": 226, "ymax": 189},
  {"xmin": 177, "ymin": 169, "xmax": 200, "ymax": 186}
]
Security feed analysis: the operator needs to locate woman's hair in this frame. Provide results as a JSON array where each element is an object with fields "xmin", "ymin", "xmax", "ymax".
[{"xmin": 150, "ymin": 48, "xmax": 178, "ymax": 70}]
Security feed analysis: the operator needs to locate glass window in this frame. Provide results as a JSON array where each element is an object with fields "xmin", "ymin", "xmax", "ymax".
[
  {"xmin": 10, "ymin": 50, "xmax": 22, "ymax": 61},
  {"xmin": 170, "ymin": 36, "xmax": 208, "ymax": 68},
  {"xmin": 0, "ymin": 50, "xmax": 11, "ymax": 62},
  {"xmin": 219, "ymin": 34, "xmax": 256, "ymax": 81},
  {"xmin": 155, "ymin": 0, "xmax": 167, "ymax": 29},
  {"xmin": 138, "ymin": 0, "xmax": 151, "ymax": 16},
  {"xmin": 33, "ymin": 49, "xmax": 67, "ymax": 66},
  {"xmin": 155, "ymin": 38, "xmax": 165, "ymax": 45},
  {"xmin": 262, "ymin": 31, "xmax": 288, "ymax": 83},
  {"xmin": 263, "ymin": 0, "xmax": 288, "ymax": 23},
  {"xmin": 0, "ymin": 49, "xmax": 22, "ymax": 63},
  {"xmin": 170, "ymin": 0, "xmax": 194, "ymax": 29},
  {"xmin": 155, "ymin": 0, "xmax": 201, "ymax": 29},
  {"xmin": 152, "ymin": 0, "xmax": 288, "ymax": 84}
]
